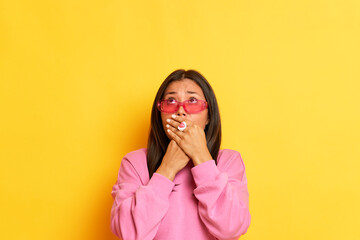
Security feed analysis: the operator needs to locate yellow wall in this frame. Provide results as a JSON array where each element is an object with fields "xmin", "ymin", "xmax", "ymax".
[{"xmin": 1, "ymin": 0, "xmax": 359, "ymax": 239}]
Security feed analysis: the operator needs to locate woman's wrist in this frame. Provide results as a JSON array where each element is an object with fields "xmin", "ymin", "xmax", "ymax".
[
  {"xmin": 192, "ymin": 151, "xmax": 213, "ymax": 166},
  {"xmin": 156, "ymin": 164, "xmax": 176, "ymax": 181}
]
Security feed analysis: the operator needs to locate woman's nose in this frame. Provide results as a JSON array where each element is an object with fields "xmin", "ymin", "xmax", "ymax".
[{"xmin": 176, "ymin": 105, "xmax": 187, "ymax": 116}]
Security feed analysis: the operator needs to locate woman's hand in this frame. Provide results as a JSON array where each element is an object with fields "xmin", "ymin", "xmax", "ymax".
[
  {"xmin": 156, "ymin": 140, "xmax": 190, "ymax": 181},
  {"xmin": 165, "ymin": 115, "xmax": 213, "ymax": 166}
]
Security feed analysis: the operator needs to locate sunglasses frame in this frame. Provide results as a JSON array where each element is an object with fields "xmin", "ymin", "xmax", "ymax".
[{"xmin": 157, "ymin": 99, "xmax": 208, "ymax": 114}]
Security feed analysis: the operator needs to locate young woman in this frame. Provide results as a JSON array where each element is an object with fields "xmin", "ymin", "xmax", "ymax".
[{"xmin": 110, "ymin": 69, "xmax": 251, "ymax": 240}]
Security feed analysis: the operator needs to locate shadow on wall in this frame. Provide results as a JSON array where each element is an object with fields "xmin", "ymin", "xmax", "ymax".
[
  {"xmin": 88, "ymin": 115, "xmax": 149, "ymax": 239},
  {"xmin": 89, "ymin": 191, "xmax": 121, "ymax": 240}
]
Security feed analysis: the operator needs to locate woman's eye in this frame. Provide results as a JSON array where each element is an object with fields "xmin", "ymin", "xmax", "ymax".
[
  {"xmin": 166, "ymin": 98, "xmax": 176, "ymax": 104},
  {"xmin": 189, "ymin": 98, "xmax": 198, "ymax": 103}
]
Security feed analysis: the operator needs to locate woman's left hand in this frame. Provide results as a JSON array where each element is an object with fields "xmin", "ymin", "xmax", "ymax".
[{"xmin": 166, "ymin": 115, "xmax": 213, "ymax": 166}]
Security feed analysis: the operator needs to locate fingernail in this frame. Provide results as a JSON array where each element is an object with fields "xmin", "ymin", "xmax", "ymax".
[
  {"xmin": 166, "ymin": 124, "xmax": 170, "ymax": 128},
  {"xmin": 166, "ymin": 119, "xmax": 171, "ymax": 123},
  {"xmin": 171, "ymin": 114, "xmax": 176, "ymax": 119},
  {"xmin": 167, "ymin": 129, "xmax": 170, "ymax": 132}
]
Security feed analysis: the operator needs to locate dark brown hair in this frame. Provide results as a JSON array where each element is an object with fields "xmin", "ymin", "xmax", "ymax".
[{"xmin": 146, "ymin": 69, "xmax": 221, "ymax": 178}]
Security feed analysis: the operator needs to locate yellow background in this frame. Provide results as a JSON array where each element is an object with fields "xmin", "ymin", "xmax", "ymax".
[{"xmin": 1, "ymin": 0, "xmax": 359, "ymax": 239}]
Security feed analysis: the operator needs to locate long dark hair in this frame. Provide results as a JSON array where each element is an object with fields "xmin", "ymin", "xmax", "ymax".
[{"xmin": 146, "ymin": 69, "xmax": 221, "ymax": 178}]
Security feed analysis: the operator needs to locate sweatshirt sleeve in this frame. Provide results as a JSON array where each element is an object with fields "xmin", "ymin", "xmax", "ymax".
[
  {"xmin": 110, "ymin": 154, "xmax": 175, "ymax": 240},
  {"xmin": 191, "ymin": 151, "xmax": 251, "ymax": 240}
]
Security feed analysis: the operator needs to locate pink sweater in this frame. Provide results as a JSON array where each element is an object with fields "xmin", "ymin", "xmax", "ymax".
[{"xmin": 110, "ymin": 148, "xmax": 251, "ymax": 240}]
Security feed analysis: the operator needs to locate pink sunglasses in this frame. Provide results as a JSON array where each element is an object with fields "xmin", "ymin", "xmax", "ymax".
[{"xmin": 157, "ymin": 98, "xmax": 208, "ymax": 114}]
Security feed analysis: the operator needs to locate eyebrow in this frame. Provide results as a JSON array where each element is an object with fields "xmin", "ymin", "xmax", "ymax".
[{"xmin": 164, "ymin": 91, "xmax": 200, "ymax": 96}]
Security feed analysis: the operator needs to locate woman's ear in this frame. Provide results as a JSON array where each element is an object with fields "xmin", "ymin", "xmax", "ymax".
[{"xmin": 205, "ymin": 118, "xmax": 209, "ymax": 125}]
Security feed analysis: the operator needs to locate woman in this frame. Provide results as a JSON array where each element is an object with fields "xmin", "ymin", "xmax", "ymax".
[{"xmin": 110, "ymin": 69, "xmax": 251, "ymax": 240}]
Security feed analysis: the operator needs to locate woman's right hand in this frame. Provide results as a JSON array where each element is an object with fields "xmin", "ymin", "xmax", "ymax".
[{"xmin": 155, "ymin": 140, "xmax": 190, "ymax": 181}]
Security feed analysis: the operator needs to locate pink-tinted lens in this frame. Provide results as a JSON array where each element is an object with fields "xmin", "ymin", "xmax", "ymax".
[
  {"xmin": 184, "ymin": 101, "xmax": 206, "ymax": 113},
  {"xmin": 159, "ymin": 100, "xmax": 179, "ymax": 113},
  {"xmin": 158, "ymin": 99, "xmax": 207, "ymax": 113}
]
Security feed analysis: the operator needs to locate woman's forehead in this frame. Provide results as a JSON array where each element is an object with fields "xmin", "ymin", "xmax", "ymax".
[{"xmin": 164, "ymin": 79, "xmax": 204, "ymax": 96}]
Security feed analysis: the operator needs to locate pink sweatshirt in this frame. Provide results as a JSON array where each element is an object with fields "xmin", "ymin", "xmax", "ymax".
[{"xmin": 110, "ymin": 148, "xmax": 251, "ymax": 240}]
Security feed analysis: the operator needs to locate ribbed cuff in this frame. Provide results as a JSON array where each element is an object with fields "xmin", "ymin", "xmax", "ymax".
[
  {"xmin": 191, "ymin": 160, "xmax": 220, "ymax": 186},
  {"xmin": 147, "ymin": 173, "xmax": 175, "ymax": 200}
]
